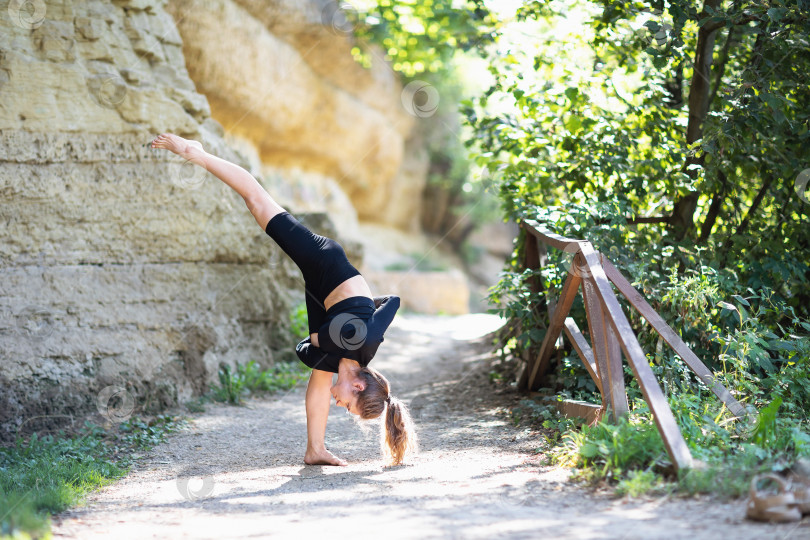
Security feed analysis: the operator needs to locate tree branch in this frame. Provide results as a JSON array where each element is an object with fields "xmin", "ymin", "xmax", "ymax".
[
  {"xmin": 702, "ymin": 13, "xmax": 758, "ymax": 33},
  {"xmin": 594, "ymin": 216, "xmax": 671, "ymax": 225},
  {"xmin": 708, "ymin": 26, "xmax": 735, "ymax": 106},
  {"xmin": 698, "ymin": 169, "xmax": 728, "ymax": 243},
  {"xmin": 735, "ymin": 175, "xmax": 772, "ymax": 239},
  {"xmin": 720, "ymin": 175, "xmax": 773, "ymax": 262},
  {"xmin": 670, "ymin": 0, "xmax": 722, "ymax": 242}
]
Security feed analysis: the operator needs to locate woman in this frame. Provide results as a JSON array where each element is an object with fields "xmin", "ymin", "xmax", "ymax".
[{"xmin": 150, "ymin": 133, "xmax": 416, "ymax": 467}]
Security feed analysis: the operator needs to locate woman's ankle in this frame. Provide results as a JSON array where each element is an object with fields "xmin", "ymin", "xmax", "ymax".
[{"xmin": 306, "ymin": 442, "xmax": 326, "ymax": 453}]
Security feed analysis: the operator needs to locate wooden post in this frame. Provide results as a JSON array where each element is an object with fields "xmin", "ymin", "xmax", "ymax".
[
  {"xmin": 580, "ymin": 244, "xmax": 693, "ymax": 470},
  {"xmin": 581, "ymin": 273, "xmax": 628, "ymax": 420},
  {"xmin": 523, "ymin": 229, "xmax": 544, "ymax": 300},
  {"xmin": 519, "ymin": 228, "xmax": 545, "ymax": 386},
  {"xmin": 604, "ymin": 317, "xmax": 630, "ymax": 419}
]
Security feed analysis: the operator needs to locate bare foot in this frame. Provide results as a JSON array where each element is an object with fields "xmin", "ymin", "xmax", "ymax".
[
  {"xmin": 149, "ymin": 133, "xmax": 204, "ymax": 161},
  {"xmin": 304, "ymin": 447, "xmax": 348, "ymax": 466}
]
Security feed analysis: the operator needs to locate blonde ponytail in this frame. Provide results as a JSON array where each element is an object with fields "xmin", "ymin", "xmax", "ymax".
[{"xmin": 356, "ymin": 367, "xmax": 418, "ymax": 465}]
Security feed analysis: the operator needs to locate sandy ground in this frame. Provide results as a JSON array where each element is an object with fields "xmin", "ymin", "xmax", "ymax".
[{"xmin": 52, "ymin": 314, "xmax": 808, "ymax": 540}]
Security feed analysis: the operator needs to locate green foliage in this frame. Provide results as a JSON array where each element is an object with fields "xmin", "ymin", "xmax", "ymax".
[
  {"xmin": 350, "ymin": 1, "xmax": 502, "ymax": 246},
  {"xmin": 0, "ymin": 417, "xmax": 184, "ymax": 539},
  {"xmin": 473, "ymin": 0, "xmax": 810, "ymax": 496},
  {"xmin": 211, "ymin": 361, "xmax": 311, "ymax": 406},
  {"xmin": 470, "ymin": 0, "xmax": 810, "ymax": 354},
  {"xmin": 554, "ymin": 416, "xmax": 668, "ymax": 481},
  {"xmin": 615, "ymin": 469, "xmax": 668, "ymax": 498},
  {"xmin": 118, "ymin": 415, "xmax": 185, "ymax": 450},
  {"xmin": 535, "ymin": 390, "xmax": 810, "ymax": 497},
  {"xmin": 349, "ymin": 0, "xmax": 494, "ymax": 78},
  {"xmin": 213, "ymin": 363, "xmax": 245, "ymax": 405},
  {"xmin": 290, "ymin": 302, "xmax": 309, "ymax": 340}
]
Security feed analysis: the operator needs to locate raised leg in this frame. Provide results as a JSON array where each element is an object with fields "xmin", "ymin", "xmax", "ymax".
[
  {"xmin": 150, "ymin": 133, "xmax": 285, "ymax": 230},
  {"xmin": 303, "ymin": 368, "xmax": 347, "ymax": 466}
]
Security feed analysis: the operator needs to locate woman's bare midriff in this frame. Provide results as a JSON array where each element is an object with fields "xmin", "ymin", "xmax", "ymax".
[
  {"xmin": 310, "ymin": 276, "xmax": 373, "ymax": 348},
  {"xmin": 323, "ymin": 275, "xmax": 373, "ymax": 312}
]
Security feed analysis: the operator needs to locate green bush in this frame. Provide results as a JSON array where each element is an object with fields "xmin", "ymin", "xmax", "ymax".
[
  {"xmin": 211, "ymin": 361, "xmax": 311, "ymax": 406},
  {"xmin": 290, "ymin": 302, "xmax": 309, "ymax": 340}
]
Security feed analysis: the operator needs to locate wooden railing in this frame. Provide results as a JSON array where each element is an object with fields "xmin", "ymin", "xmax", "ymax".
[{"xmin": 519, "ymin": 219, "xmax": 747, "ymax": 471}]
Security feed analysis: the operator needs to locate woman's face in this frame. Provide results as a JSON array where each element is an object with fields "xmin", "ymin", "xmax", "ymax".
[{"xmin": 331, "ymin": 371, "xmax": 364, "ymax": 415}]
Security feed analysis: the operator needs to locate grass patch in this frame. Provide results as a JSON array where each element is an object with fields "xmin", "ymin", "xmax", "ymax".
[
  {"xmin": 510, "ymin": 396, "xmax": 810, "ymax": 500},
  {"xmin": 211, "ymin": 360, "xmax": 312, "ymax": 405},
  {"xmin": 1, "ymin": 415, "xmax": 185, "ymax": 539}
]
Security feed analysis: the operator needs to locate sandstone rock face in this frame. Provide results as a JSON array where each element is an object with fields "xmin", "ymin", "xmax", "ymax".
[
  {"xmin": 166, "ymin": 0, "xmax": 423, "ymax": 225},
  {"xmin": 0, "ymin": 0, "xmax": 445, "ymax": 440},
  {"xmin": 0, "ymin": 0, "xmax": 314, "ymax": 441}
]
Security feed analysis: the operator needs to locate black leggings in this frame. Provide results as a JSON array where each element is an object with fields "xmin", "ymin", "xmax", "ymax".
[{"xmin": 265, "ymin": 212, "xmax": 361, "ymax": 334}]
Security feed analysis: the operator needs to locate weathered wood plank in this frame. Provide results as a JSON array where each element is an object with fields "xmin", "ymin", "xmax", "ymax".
[
  {"xmin": 580, "ymin": 244, "xmax": 694, "ymax": 470},
  {"xmin": 527, "ymin": 392, "xmax": 605, "ymax": 425},
  {"xmin": 520, "ymin": 230, "xmax": 546, "ymax": 378},
  {"xmin": 601, "ymin": 255, "xmax": 746, "ymax": 418},
  {"xmin": 562, "ymin": 317, "xmax": 602, "ymax": 393},
  {"xmin": 604, "ymin": 317, "xmax": 630, "ymax": 419},
  {"xmin": 520, "ymin": 270, "xmax": 582, "ymax": 391},
  {"xmin": 522, "ymin": 219, "xmax": 583, "ymax": 251},
  {"xmin": 581, "ymin": 275, "xmax": 616, "ymax": 416},
  {"xmin": 549, "ymin": 399, "xmax": 604, "ymax": 425},
  {"xmin": 523, "ymin": 229, "xmax": 543, "ymax": 297}
]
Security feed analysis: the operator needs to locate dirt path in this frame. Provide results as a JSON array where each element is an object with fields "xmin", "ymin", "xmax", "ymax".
[{"xmin": 53, "ymin": 314, "xmax": 805, "ymax": 539}]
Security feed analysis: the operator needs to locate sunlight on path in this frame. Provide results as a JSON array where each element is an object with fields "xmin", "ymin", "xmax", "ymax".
[
  {"xmin": 393, "ymin": 313, "xmax": 506, "ymax": 340},
  {"xmin": 52, "ymin": 315, "xmax": 799, "ymax": 540}
]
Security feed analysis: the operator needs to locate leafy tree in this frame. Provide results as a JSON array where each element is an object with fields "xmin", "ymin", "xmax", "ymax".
[
  {"xmin": 467, "ymin": 0, "xmax": 809, "ymax": 411},
  {"xmin": 348, "ymin": 0, "xmax": 495, "ymax": 77},
  {"xmin": 348, "ymin": 0, "xmax": 500, "ymax": 243}
]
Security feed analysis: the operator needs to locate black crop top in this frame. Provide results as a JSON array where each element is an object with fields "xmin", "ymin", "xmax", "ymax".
[{"xmin": 295, "ymin": 295, "xmax": 401, "ymax": 373}]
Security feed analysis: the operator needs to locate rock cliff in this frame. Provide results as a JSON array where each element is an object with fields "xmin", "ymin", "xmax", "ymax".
[
  {"xmin": 0, "ymin": 0, "xmax": 307, "ymax": 440},
  {"xmin": 0, "ymin": 0, "xmax": 473, "ymax": 441},
  {"xmin": 166, "ymin": 0, "xmax": 428, "ymax": 231}
]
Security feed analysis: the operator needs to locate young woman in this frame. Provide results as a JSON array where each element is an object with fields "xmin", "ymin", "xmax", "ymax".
[{"xmin": 150, "ymin": 133, "xmax": 416, "ymax": 466}]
